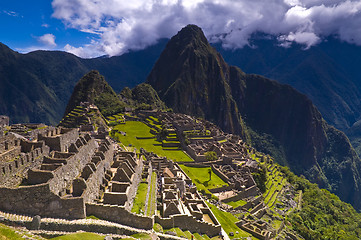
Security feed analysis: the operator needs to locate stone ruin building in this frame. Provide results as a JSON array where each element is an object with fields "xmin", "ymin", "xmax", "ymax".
[
  {"xmin": 140, "ymin": 150, "xmax": 222, "ymax": 236},
  {"xmin": 0, "ymin": 125, "xmax": 152, "ymax": 230}
]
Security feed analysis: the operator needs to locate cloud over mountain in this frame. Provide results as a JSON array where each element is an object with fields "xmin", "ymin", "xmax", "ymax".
[
  {"xmin": 38, "ymin": 34, "xmax": 57, "ymax": 47},
  {"xmin": 51, "ymin": 0, "xmax": 361, "ymax": 57}
]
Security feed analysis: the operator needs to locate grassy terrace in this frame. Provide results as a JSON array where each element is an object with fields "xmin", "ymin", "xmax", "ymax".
[
  {"xmin": 112, "ymin": 121, "xmax": 193, "ymax": 162},
  {"xmin": 263, "ymin": 165, "xmax": 287, "ymax": 208},
  {"xmin": 131, "ymin": 182, "xmax": 148, "ymax": 214},
  {"xmin": 161, "ymin": 227, "xmax": 215, "ymax": 240},
  {"xmin": 225, "ymin": 199, "xmax": 247, "ymax": 208},
  {"xmin": 51, "ymin": 232, "xmax": 105, "ymax": 240},
  {"xmin": 179, "ymin": 165, "xmax": 227, "ymax": 194},
  {"xmin": 206, "ymin": 202, "xmax": 256, "ymax": 239}
]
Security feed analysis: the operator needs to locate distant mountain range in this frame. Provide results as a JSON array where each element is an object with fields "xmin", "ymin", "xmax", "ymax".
[
  {"xmin": 2, "ymin": 33, "xmax": 361, "ymax": 134},
  {"xmin": 0, "ymin": 41, "xmax": 165, "ymax": 125}
]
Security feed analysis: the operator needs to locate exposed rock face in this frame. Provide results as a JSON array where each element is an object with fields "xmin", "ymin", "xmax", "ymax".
[{"xmin": 147, "ymin": 24, "xmax": 361, "ymax": 210}]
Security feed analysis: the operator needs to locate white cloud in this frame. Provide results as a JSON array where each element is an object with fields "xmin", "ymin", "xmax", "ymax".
[
  {"xmin": 51, "ymin": 0, "xmax": 361, "ymax": 58},
  {"xmin": 37, "ymin": 34, "xmax": 57, "ymax": 47}
]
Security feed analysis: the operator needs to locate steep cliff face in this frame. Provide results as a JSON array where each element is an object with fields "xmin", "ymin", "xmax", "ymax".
[
  {"xmin": 147, "ymin": 24, "xmax": 361, "ymax": 210},
  {"xmin": 147, "ymin": 25, "xmax": 247, "ymax": 138}
]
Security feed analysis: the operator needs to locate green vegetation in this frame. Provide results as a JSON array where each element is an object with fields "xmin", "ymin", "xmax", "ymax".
[
  {"xmin": 226, "ymin": 199, "xmax": 247, "ymax": 208},
  {"xmin": 179, "ymin": 165, "xmax": 227, "ymax": 194},
  {"xmin": 153, "ymin": 223, "xmax": 163, "ymax": 233},
  {"xmin": 64, "ymin": 70, "xmax": 125, "ymax": 117},
  {"xmin": 85, "ymin": 215, "xmax": 99, "ymax": 220},
  {"xmin": 131, "ymin": 182, "xmax": 148, "ymax": 214},
  {"xmin": 162, "ymin": 228, "xmax": 213, "ymax": 240},
  {"xmin": 50, "ymin": 232, "xmax": 104, "ymax": 240},
  {"xmin": 111, "ymin": 121, "xmax": 193, "ymax": 162},
  {"xmin": 0, "ymin": 224, "xmax": 23, "ymax": 240},
  {"xmin": 131, "ymin": 233, "xmax": 152, "ymax": 240},
  {"xmin": 281, "ymin": 166, "xmax": 361, "ymax": 240},
  {"xmin": 206, "ymin": 202, "xmax": 255, "ymax": 239},
  {"xmin": 205, "ymin": 151, "xmax": 217, "ymax": 161},
  {"xmin": 252, "ymin": 164, "xmax": 267, "ymax": 193}
]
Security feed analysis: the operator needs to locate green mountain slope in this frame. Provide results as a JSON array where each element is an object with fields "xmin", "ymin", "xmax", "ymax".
[
  {"xmin": 216, "ymin": 37, "xmax": 361, "ymax": 132},
  {"xmin": 64, "ymin": 70, "xmax": 124, "ymax": 117},
  {"xmin": 0, "ymin": 41, "xmax": 165, "ymax": 125},
  {"xmin": 147, "ymin": 24, "xmax": 361, "ymax": 210}
]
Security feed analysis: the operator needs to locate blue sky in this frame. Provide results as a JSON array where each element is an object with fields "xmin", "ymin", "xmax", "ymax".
[
  {"xmin": 1, "ymin": 0, "xmax": 361, "ymax": 58},
  {"xmin": 0, "ymin": 0, "xmax": 94, "ymax": 53}
]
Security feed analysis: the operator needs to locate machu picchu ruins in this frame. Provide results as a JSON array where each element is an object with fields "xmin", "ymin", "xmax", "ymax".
[{"xmin": 0, "ymin": 109, "xmax": 303, "ymax": 240}]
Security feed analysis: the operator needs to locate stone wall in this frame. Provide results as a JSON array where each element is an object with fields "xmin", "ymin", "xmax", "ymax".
[
  {"xmin": 28, "ymin": 135, "xmax": 97, "ymax": 196},
  {"xmin": 0, "ymin": 134, "xmax": 21, "ymax": 161},
  {"xmin": 222, "ymin": 185, "xmax": 260, "ymax": 203},
  {"xmin": 155, "ymin": 214, "xmax": 221, "ymax": 237},
  {"xmin": 0, "ymin": 143, "xmax": 50, "ymax": 187},
  {"xmin": 211, "ymin": 165, "xmax": 230, "ymax": 183},
  {"xmin": 124, "ymin": 155, "xmax": 143, "ymax": 211},
  {"xmin": 86, "ymin": 203, "xmax": 153, "ymax": 230},
  {"xmin": 0, "ymin": 183, "xmax": 85, "ymax": 219},
  {"xmin": 79, "ymin": 140, "xmax": 114, "ymax": 203},
  {"xmin": 0, "ymin": 116, "xmax": 9, "ymax": 127},
  {"xmin": 208, "ymin": 185, "xmax": 233, "ymax": 193},
  {"xmin": 38, "ymin": 128, "xmax": 79, "ymax": 152}
]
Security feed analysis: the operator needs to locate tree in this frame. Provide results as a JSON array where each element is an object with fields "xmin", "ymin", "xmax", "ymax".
[{"xmin": 205, "ymin": 151, "xmax": 217, "ymax": 161}]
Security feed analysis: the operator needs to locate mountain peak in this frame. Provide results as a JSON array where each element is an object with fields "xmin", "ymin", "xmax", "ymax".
[
  {"xmin": 64, "ymin": 70, "xmax": 124, "ymax": 117},
  {"xmin": 147, "ymin": 24, "xmax": 246, "ymax": 137},
  {"xmin": 173, "ymin": 24, "xmax": 208, "ymax": 45}
]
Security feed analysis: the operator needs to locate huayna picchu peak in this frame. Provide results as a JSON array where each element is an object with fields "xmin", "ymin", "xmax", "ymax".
[{"xmin": 2, "ymin": 23, "xmax": 361, "ymax": 240}]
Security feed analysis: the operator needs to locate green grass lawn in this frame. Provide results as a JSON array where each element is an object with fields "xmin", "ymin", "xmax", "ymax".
[
  {"xmin": 206, "ymin": 202, "xmax": 257, "ymax": 239},
  {"xmin": 112, "ymin": 121, "xmax": 193, "ymax": 162},
  {"xmin": 131, "ymin": 182, "xmax": 148, "ymax": 214},
  {"xmin": 179, "ymin": 165, "xmax": 227, "ymax": 194},
  {"xmin": 225, "ymin": 199, "xmax": 247, "ymax": 208},
  {"xmin": 50, "ymin": 232, "xmax": 104, "ymax": 240}
]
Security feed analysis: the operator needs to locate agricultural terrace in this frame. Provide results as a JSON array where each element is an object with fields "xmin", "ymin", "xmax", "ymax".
[
  {"xmin": 111, "ymin": 121, "xmax": 193, "ymax": 162},
  {"xmin": 206, "ymin": 202, "xmax": 257, "ymax": 239}
]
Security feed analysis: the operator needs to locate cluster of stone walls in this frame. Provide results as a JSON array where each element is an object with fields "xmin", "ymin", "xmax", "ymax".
[
  {"xmin": 222, "ymin": 185, "xmax": 260, "ymax": 203},
  {"xmin": 0, "ymin": 134, "xmax": 21, "ymax": 162},
  {"xmin": 0, "ymin": 141, "xmax": 50, "ymax": 187},
  {"xmin": 28, "ymin": 134, "xmax": 97, "ymax": 196},
  {"xmin": 0, "ymin": 183, "xmax": 85, "ymax": 219},
  {"xmin": 38, "ymin": 128, "xmax": 79, "ymax": 152},
  {"xmin": 86, "ymin": 203, "xmax": 153, "ymax": 230},
  {"xmin": 155, "ymin": 214, "xmax": 221, "ymax": 237},
  {"xmin": 211, "ymin": 164, "xmax": 230, "ymax": 183},
  {"xmin": 75, "ymin": 139, "xmax": 114, "ymax": 203}
]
